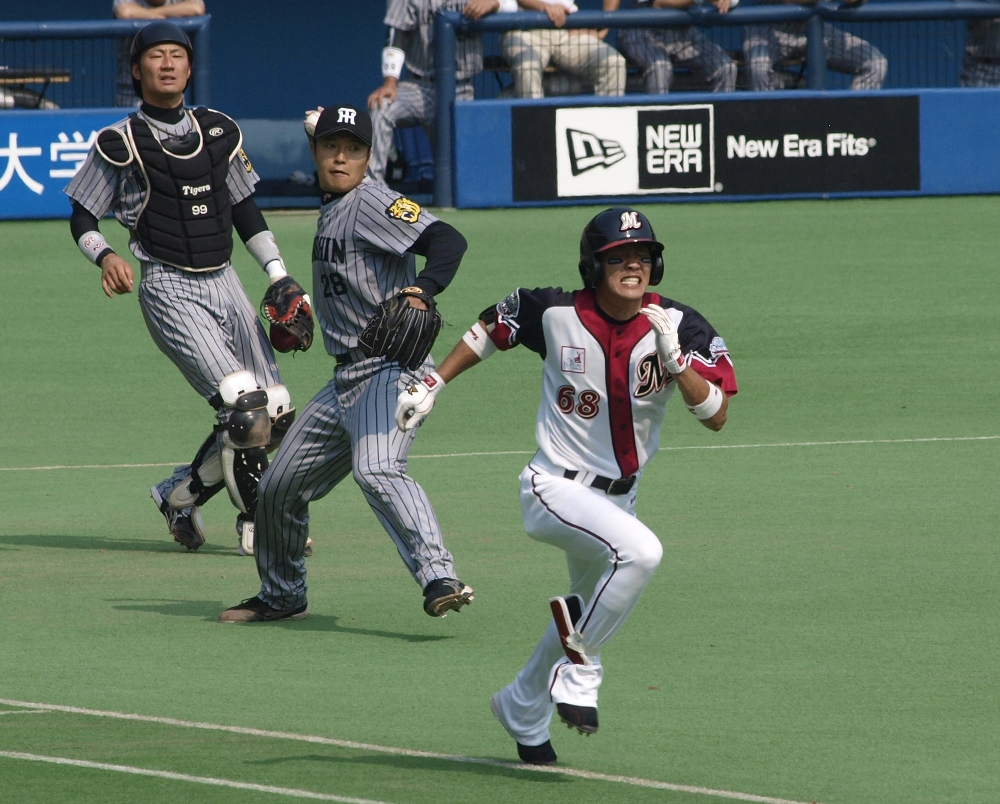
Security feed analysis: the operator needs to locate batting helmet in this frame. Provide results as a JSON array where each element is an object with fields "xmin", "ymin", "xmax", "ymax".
[
  {"xmin": 129, "ymin": 21, "xmax": 193, "ymax": 100},
  {"xmin": 578, "ymin": 207, "xmax": 664, "ymax": 288}
]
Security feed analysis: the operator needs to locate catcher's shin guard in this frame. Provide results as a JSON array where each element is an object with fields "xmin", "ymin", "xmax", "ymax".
[
  {"xmin": 265, "ymin": 384, "xmax": 295, "ymax": 450},
  {"xmin": 220, "ymin": 440, "xmax": 268, "ymax": 516},
  {"xmin": 167, "ymin": 431, "xmax": 225, "ymax": 510},
  {"xmin": 215, "ymin": 371, "xmax": 271, "ymax": 515},
  {"xmin": 550, "ymin": 594, "xmax": 590, "ymax": 666}
]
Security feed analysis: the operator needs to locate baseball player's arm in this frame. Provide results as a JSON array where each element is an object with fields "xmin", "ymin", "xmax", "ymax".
[
  {"xmin": 407, "ymin": 221, "xmax": 468, "ymax": 298},
  {"xmin": 673, "ymin": 369, "xmax": 729, "ymax": 431},
  {"xmin": 231, "ymin": 197, "xmax": 290, "ymax": 283},
  {"xmin": 69, "ymin": 201, "xmax": 134, "ymax": 297},
  {"xmin": 368, "ymin": 27, "xmax": 412, "ymax": 109},
  {"xmin": 158, "ymin": 1, "xmax": 207, "ymax": 17},
  {"xmin": 517, "ymin": 0, "xmax": 569, "ymax": 26},
  {"xmin": 464, "ymin": 0, "xmax": 502, "ymax": 19}
]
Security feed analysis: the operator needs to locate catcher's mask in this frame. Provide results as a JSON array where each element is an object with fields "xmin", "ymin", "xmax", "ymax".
[
  {"xmin": 130, "ymin": 21, "xmax": 193, "ymax": 101},
  {"xmin": 579, "ymin": 207, "xmax": 664, "ymax": 289}
]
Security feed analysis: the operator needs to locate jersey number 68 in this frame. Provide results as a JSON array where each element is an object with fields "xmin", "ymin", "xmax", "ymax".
[{"xmin": 557, "ymin": 386, "xmax": 600, "ymax": 419}]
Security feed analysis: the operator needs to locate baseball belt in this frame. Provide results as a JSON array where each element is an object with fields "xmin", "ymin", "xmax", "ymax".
[
  {"xmin": 563, "ymin": 469, "xmax": 636, "ymax": 496},
  {"xmin": 335, "ymin": 348, "xmax": 368, "ymax": 367}
]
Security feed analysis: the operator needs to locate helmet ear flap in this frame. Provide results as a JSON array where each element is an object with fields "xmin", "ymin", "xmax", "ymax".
[
  {"xmin": 649, "ymin": 246, "xmax": 665, "ymax": 285},
  {"xmin": 578, "ymin": 231, "xmax": 602, "ymax": 288}
]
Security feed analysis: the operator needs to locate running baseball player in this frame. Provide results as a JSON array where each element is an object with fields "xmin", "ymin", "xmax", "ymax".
[
  {"xmin": 367, "ymin": 0, "xmax": 500, "ymax": 184},
  {"xmin": 66, "ymin": 21, "xmax": 311, "ymax": 554},
  {"xmin": 395, "ymin": 207, "xmax": 737, "ymax": 763},
  {"xmin": 219, "ymin": 104, "xmax": 473, "ymax": 623}
]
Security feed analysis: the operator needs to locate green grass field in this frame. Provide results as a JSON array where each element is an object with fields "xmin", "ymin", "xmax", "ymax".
[{"xmin": 1, "ymin": 197, "xmax": 998, "ymax": 804}]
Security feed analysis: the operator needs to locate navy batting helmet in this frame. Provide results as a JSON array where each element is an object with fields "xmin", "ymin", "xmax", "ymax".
[
  {"xmin": 129, "ymin": 21, "xmax": 193, "ymax": 100},
  {"xmin": 578, "ymin": 207, "xmax": 664, "ymax": 288}
]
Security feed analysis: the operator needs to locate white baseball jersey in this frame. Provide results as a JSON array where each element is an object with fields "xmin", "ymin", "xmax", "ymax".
[{"xmin": 482, "ymin": 287, "xmax": 737, "ymax": 480}]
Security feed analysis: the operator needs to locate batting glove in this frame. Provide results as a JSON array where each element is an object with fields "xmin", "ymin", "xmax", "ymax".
[
  {"xmin": 640, "ymin": 303, "xmax": 687, "ymax": 374},
  {"xmin": 395, "ymin": 372, "xmax": 445, "ymax": 431}
]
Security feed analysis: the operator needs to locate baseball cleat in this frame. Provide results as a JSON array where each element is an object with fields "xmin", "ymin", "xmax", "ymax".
[
  {"xmin": 151, "ymin": 487, "xmax": 205, "ymax": 551},
  {"xmin": 218, "ymin": 596, "xmax": 308, "ymax": 623},
  {"xmin": 556, "ymin": 702, "xmax": 598, "ymax": 735},
  {"xmin": 422, "ymin": 578, "xmax": 474, "ymax": 617},
  {"xmin": 517, "ymin": 739, "xmax": 557, "ymax": 765},
  {"xmin": 304, "ymin": 537, "xmax": 314, "ymax": 557},
  {"xmin": 550, "ymin": 594, "xmax": 588, "ymax": 665}
]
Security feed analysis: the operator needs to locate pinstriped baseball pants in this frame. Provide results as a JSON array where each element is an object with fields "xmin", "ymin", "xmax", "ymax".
[
  {"xmin": 139, "ymin": 263, "xmax": 282, "ymax": 503},
  {"xmin": 617, "ymin": 27, "xmax": 737, "ymax": 93},
  {"xmin": 743, "ymin": 23, "xmax": 887, "ymax": 91},
  {"xmin": 253, "ymin": 357, "xmax": 457, "ymax": 610}
]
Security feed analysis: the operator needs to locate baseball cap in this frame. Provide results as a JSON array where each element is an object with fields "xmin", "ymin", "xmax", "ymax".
[{"xmin": 313, "ymin": 105, "xmax": 372, "ymax": 146}]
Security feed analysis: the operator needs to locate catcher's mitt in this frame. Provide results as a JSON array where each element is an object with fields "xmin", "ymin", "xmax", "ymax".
[
  {"xmin": 261, "ymin": 276, "xmax": 314, "ymax": 353},
  {"xmin": 359, "ymin": 286, "xmax": 442, "ymax": 371}
]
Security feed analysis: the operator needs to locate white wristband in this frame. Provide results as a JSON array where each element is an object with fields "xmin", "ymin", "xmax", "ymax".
[
  {"xmin": 462, "ymin": 321, "xmax": 498, "ymax": 360},
  {"xmin": 421, "ymin": 371, "xmax": 446, "ymax": 394},
  {"xmin": 77, "ymin": 230, "xmax": 112, "ymax": 265},
  {"xmin": 687, "ymin": 382, "xmax": 723, "ymax": 420},
  {"xmin": 382, "ymin": 47, "xmax": 405, "ymax": 79},
  {"xmin": 264, "ymin": 259, "xmax": 288, "ymax": 281},
  {"xmin": 245, "ymin": 230, "xmax": 283, "ymax": 273}
]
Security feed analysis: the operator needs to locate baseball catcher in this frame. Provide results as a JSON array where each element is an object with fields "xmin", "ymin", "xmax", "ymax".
[
  {"xmin": 261, "ymin": 276, "xmax": 314, "ymax": 353},
  {"xmin": 358, "ymin": 285, "xmax": 442, "ymax": 370}
]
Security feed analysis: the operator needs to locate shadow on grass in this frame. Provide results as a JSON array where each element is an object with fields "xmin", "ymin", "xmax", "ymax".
[
  {"xmin": 109, "ymin": 598, "xmax": 450, "ymax": 643},
  {"xmin": 0, "ymin": 533, "xmax": 239, "ymax": 555},
  {"xmin": 246, "ymin": 751, "xmax": 569, "ymax": 784}
]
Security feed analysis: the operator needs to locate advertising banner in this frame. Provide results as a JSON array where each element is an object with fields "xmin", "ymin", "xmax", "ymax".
[
  {"xmin": 0, "ymin": 110, "xmax": 121, "ymax": 220},
  {"xmin": 512, "ymin": 95, "xmax": 920, "ymax": 202}
]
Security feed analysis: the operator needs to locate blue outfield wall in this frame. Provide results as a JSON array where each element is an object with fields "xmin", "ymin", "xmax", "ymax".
[
  {"xmin": 452, "ymin": 88, "xmax": 1000, "ymax": 208},
  {"xmin": 2, "ymin": 87, "xmax": 999, "ymax": 220}
]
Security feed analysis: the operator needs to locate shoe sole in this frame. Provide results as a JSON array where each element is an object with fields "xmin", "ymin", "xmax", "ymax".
[
  {"xmin": 557, "ymin": 703, "xmax": 598, "ymax": 735},
  {"xmin": 550, "ymin": 596, "xmax": 588, "ymax": 665},
  {"xmin": 425, "ymin": 586, "xmax": 474, "ymax": 617},
  {"xmin": 218, "ymin": 605, "xmax": 309, "ymax": 624},
  {"xmin": 151, "ymin": 487, "xmax": 205, "ymax": 551}
]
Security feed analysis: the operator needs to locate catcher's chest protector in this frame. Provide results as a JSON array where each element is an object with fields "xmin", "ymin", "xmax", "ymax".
[{"xmin": 129, "ymin": 108, "xmax": 240, "ymax": 271}]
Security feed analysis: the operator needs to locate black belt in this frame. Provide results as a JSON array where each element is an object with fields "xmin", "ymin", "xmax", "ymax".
[{"xmin": 563, "ymin": 470, "xmax": 636, "ymax": 496}]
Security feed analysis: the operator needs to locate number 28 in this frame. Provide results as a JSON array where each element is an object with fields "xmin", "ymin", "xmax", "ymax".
[{"xmin": 557, "ymin": 386, "xmax": 600, "ymax": 419}]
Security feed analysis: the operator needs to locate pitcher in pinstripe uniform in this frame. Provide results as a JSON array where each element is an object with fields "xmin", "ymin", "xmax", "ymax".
[
  {"xmin": 65, "ymin": 22, "xmax": 304, "ymax": 554},
  {"xmin": 220, "ymin": 105, "xmax": 474, "ymax": 623}
]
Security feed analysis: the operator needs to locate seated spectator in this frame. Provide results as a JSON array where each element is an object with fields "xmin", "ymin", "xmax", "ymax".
[
  {"xmin": 500, "ymin": 0, "xmax": 626, "ymax": 98},
  {"xmin": 113, "ymin": 0, "xmax": 205, "ymax": 106},
  {"xmin": 960, "ymin": 20, "xmax": 1000, "ymax": 87},
  {"xmin": 607, "ymin": 0, "xmax": 736, "ymax": 93},
  {"xmin": 367, "ymin": 0, "xmax": 499, "ymax": 184},
  {"xmin": 743, "ymin": 0, "xmax": 886, "ymax": 91}
]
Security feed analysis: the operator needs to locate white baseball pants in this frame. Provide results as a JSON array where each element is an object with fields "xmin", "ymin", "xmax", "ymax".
[{"xmin": 492, "ymin": 452, "xmax": 662, "ymax": 747}]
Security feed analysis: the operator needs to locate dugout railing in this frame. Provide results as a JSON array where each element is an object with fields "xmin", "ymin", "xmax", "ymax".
[
  {"xmin": 0, "ymin": 16, "xmax": 210, "ymax": 110},
  {"xmin": 432, "ymin": 2, "xmax": 1000, "ymax": 206}
]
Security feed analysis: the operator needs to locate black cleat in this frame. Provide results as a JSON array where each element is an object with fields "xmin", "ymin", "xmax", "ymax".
[
  {"xmin": 218, "ymin": 596, "xmax": 308, "ymax": 623},
  {"xmin": 152, "ymin": 487, "xmax": 205, "ymax": 551},
  {"xmin": 422, "ymin": 578, "xmax": 474, "ymax": 617},
  {"xmin": 517, "ymin": 739, "xmax": 557, "ymax": 765},
  {"xmin": 557, "ymin": 702, "xmax": 598, "ymax": 735}
]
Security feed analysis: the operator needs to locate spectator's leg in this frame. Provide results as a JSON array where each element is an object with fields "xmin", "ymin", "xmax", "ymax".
[
  {"xmin": 617, "ymin": 28, "xmax": 671, "ymax": 93},
  {"xmin": 960, "ymin": 55, "xmax": 1000, "ymax": 87},
  {"xmin": 502, "ymin": 29, "xmax": 552, "ymax": 99},
  {"xmin": 553, "ymin": 31, "xmax": 626, "ymax": 97},
  {"xmin": 823, "ymin": 24, "xmax": 887, "ymax": 90},
  {"xmin": 743, "ymin": 25, "xmax": 780, "ymax": 91},
  {"xmin": 368, "ymin": 81, "xmax": 431, "ymax": 183},
  {"xmin": 666, "ymin": 28, "xmax": 736, "ymax": 92}
]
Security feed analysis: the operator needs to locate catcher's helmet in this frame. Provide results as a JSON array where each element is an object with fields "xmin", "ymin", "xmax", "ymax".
[
  {"xmin": 579, "ymin": 207, "xmax": 664, "ymax": 288},
  {"xmin": 129, "ymin": 21, "xmax": 193, "ymax": 100}
]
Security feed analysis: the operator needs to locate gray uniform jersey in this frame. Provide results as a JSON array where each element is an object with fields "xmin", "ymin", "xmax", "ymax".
[
  {"xmin": 66, "ymin": 108, "xmax": 258, "ymax": 265},
  {"xmin": 385, "ymin": 0, "xmax": 483, "ymax": 83},
  {"xmin": 312, "ymin": 178, "xmax": 437, "ymax": 355}
]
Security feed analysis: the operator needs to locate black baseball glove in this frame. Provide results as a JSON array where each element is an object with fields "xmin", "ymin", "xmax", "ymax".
[
  {"xmin": 359, "ymin": 286, "xmax": 443, "ymax": 371},
  {"xmin": 260, "ymin": 276, "xmax": 314, "ymax": 353}
]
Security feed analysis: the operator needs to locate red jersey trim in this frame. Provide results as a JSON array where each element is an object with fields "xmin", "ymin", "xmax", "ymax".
[{"xmin": 574, "ymin": 289, "xmax": 656, "ymax": 478}]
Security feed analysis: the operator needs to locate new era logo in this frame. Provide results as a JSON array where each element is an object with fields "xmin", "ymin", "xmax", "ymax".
[{"xmin": 566, "ymin": 129, "xmax": 625, "ymax": 176}]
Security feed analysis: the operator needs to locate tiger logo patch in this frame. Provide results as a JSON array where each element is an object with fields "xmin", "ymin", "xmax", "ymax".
[
  {"xmin": 386, "ymin": 197, "xmax": 421, "ymax": 224},
  {"xmin": 239, "ymin": 149, "xmax": 252, "ymax": 173}
]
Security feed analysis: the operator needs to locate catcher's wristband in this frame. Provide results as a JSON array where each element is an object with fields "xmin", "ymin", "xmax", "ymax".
[
  {"xmin": 687, "ymin": 382, "xmax": 723, "ymax": 420},
  {"xmin": 382, "ymin": 47, "xmax": 405, "ymax": 79},
  {"xmin": 77, "ymin": 230, "xmax": 114, "ymax": 266},
  {"xmin": 462, "ymin": 321, "xmax": 497, "ymax": 360},
  {"xmin": 245, "ymin": 231, "xmax": 288, "ymax": 280}
]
